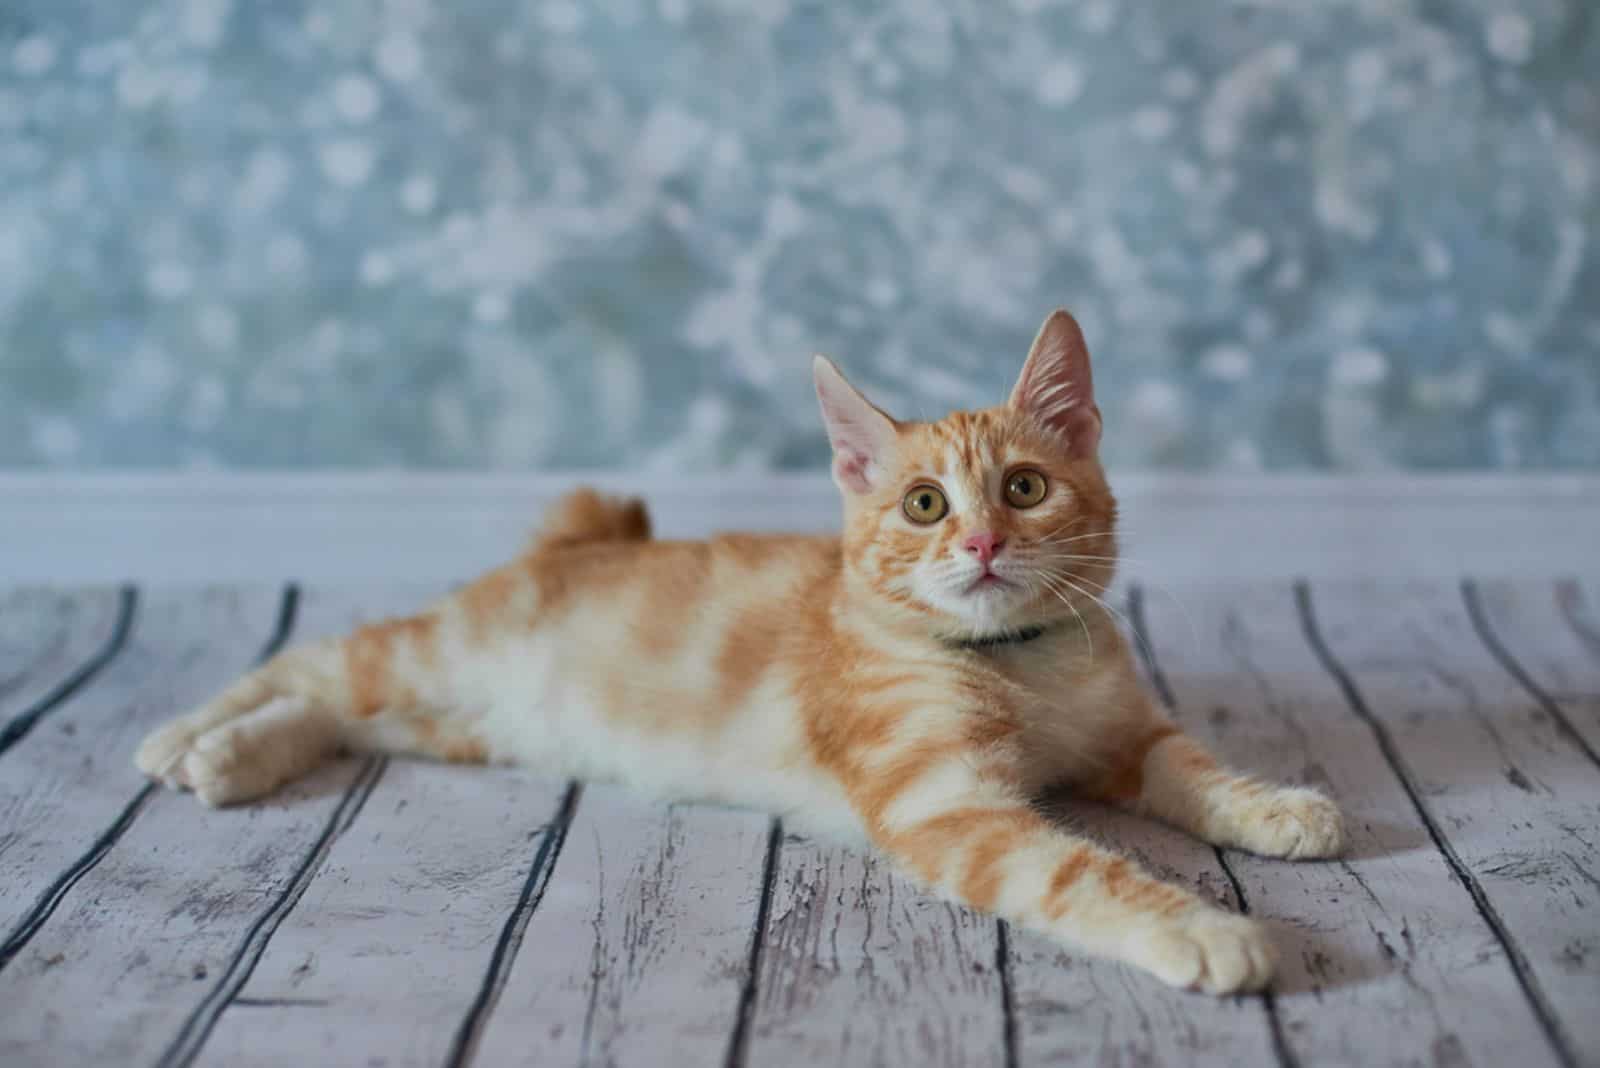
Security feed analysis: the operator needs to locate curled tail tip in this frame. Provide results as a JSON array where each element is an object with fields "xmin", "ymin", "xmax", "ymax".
[{"xmin": 529, "ymin": 487, "xmax": 652, "ymax": 553}]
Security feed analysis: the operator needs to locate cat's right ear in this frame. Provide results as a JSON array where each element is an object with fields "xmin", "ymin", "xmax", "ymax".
[{"xmin": 813, "ymin": 355, "xmax": 898, "ymax": 495}]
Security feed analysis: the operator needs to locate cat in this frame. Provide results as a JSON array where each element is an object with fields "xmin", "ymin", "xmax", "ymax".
[{"xmin": 136, "ymin": 309, "xmax": 1343, "ymax": 994}]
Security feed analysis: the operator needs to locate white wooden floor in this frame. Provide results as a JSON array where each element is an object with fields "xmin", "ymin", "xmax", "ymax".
[{"xmin": 2, "ymin": 578, "xmax": 1598, "ymax": 1067}]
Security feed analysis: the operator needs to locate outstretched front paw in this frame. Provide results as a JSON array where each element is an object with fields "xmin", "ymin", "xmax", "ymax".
[
  {"xmin": 1134, "ymin": 908, "xmax": 1276, "ymax": 995},
  {"xmin": 1234, "ymin": 787, "xmax": 1345, "ymax": 860}
]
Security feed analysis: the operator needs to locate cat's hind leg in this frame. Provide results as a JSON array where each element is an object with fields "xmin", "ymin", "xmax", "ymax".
[
  {"xmin": 136, "ymin": 667, "xmax": 288, "ymax": 790},
  {"xmin": 167, "ymin": 695, "xmax": 343, "ymax": 806},
  {"xmin": 137, "ymin": 611, "xmax": 482, "ymax": 806}
]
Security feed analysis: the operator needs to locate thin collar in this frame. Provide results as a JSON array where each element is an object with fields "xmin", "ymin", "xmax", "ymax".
[{"xmin": 946, "ymin": 622, "xmax": 1059, "ymax": 652}]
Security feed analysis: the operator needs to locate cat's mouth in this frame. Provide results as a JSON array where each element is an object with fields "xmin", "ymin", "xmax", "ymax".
[{"xmin": 965, "ymin": 572, "xmax": 1014, "ymax": 593}]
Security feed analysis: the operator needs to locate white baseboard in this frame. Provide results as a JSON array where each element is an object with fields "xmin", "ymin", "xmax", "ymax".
[{"xmin": 1, "ymin": 472, "xmax": 1595, "ymax": 584}]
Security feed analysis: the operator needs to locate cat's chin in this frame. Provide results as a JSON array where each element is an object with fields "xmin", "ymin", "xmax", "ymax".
[{"xmin": 917, "ymin": 580, "xmax": 1036, "ymax": 638}]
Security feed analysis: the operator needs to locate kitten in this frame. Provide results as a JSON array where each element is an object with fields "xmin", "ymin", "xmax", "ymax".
[{"xmin": 136, "ymin": 309, "xmax": 1343, "ymax": 994}]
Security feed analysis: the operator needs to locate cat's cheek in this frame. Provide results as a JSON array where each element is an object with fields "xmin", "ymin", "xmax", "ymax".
[{"xmin": 905, "ymin": 575, "xmax": 962, "ymax": 621}]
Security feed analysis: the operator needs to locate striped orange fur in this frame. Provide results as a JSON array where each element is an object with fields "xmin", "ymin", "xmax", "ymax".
[{"xmin": 135, "ymin": 309, "xmax": 1343, "ymax": 994}]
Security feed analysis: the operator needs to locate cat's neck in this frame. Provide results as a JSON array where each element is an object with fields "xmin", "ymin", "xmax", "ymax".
[{"xmin": 943, "ymin": 622, "xmax": 1060, "ymax": 652}]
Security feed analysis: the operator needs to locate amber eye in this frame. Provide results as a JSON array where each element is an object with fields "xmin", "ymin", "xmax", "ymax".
[
  {"xmin": 902, "ymin": 485, "xmax": 949, "ymax": 524},
  {"xmin": 1004, "ymin": 469, "xmax": 1048, "ymax": 509}
]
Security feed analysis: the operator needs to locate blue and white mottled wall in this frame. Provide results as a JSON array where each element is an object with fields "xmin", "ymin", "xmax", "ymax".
[{"xmin": 2, "ymin": 0, "xmax": 1597, "ymax": 471}]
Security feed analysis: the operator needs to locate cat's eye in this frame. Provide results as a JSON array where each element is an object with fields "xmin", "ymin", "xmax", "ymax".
[
  {"xmin": 902, "ymin": 485, "xmax": 949, "ymax": 524},
  {"xmin": 1004, "ymin": 469, "xmax": 1048, "ymax": 509}
]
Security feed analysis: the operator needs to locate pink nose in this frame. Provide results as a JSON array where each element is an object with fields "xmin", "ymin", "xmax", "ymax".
[{"xmin": 963, "ymin": 531, "xmax": 1006, "ymax": 566}]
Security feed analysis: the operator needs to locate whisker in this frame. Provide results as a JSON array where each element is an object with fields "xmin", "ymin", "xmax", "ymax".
[
  {"xmin": 1035, "ymin": 531, "xmax": 1119, "ymax": 549},
  {"xmin": 1045, "ymin": 567, "xmax": 1200, "ymax": 654},
  {"xmin": 1034, "ymin": 572, "xmax": 1094, "ymax": 660},
  {"xmin": 1041, "ymin": 568, "xmax": 1161, "ymax": 670}
]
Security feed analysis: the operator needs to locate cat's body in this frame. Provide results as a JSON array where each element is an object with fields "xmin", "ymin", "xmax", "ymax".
[{"xmin": 137, "ymin": 311, "xmax": 1343, "ymax": 995}]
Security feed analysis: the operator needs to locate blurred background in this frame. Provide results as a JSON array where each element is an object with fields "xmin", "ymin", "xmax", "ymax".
[{"xmin": 2, "ymin": 0, "xmax": 1596, "ymax": 473}]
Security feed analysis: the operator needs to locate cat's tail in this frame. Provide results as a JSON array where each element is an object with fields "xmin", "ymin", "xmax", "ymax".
[{"xmin": 525, "ymin": 487, "xmax": 651, "ymax": 555}]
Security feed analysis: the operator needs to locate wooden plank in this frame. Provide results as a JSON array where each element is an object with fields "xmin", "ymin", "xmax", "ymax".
[
  {"xmin": 0, "ymin": 586, "xmax": 131, "ymax": 753},
  {"xmin": 1304, "ymin": 579, "xmax": 1597, "ymax": 1068},
  {"xmin": 1005, "ymin": 802, "xmax": 1278, "ymax": 1067},
  {"xmin": 192, "ymin": 760, "xmax": 570, "ymax": 1068},
  {"xmin": 472, "ymin": 784, "xmax": 772, "ymax": 1067},
  {"xmin": 747, "ymin": 830, "xmax": 1006, "ymax": 1068},
  {"xmin": 1138, "ymin": 582, "xmax": 1558, "ymax": 1066},
  {"xmin": 0, "ymin": 587, "xmax": 281, "ymax": 961},
  {"xmin": 1467, "ymin": 579, "xmax": 1600, "ymax": 766},
  {"xmin": 0, "ymin": 586, "xmax": 431, "ymax": 1067}
]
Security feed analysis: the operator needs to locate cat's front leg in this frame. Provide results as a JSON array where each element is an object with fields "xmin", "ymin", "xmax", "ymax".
[
  {"xmin": 851, "ymin": 751, "xmax": 1275, "ymax": 994},
  {"xmin": 1090, "ymin": 722, "xmax": 1345, "ymax": 860}
]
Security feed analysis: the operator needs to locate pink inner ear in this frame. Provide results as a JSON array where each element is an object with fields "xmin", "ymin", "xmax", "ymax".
[
  {"xmin": 815, "ymin": 354, "xmax": 896, "ymax": 493},
  {"xmin": 825, "ymin": 415, "xmax": 886, "ymax": 493},
  {"xmin": 832, "ymin": 451, "xmax": 874, "ymax": 494}
]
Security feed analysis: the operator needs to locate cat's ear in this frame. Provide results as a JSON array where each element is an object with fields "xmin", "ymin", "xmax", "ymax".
[
  {"xmin": 813, "ymin": 355, "xmax": 899, "ymax": 494},
  {"xmin": 1009, "ymin": 309, "xmax": 1102, "ymax": 458}
]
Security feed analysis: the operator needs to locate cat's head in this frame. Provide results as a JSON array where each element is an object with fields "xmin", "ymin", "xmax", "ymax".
[{"xmin": 815, "ymin": 309, "xmax": 1116, "ymax": 642}]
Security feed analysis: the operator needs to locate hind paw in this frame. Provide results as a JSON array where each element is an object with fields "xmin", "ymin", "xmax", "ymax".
[
  {"xmin": 136, "ymin": 697, "xmax": 336, "ymax": 807},
  {"xmin": 135, "ymin": 720, "xmax": 205, "ymax": 790}
]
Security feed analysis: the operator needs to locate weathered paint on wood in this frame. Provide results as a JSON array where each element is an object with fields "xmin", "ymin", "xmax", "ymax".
[
  {"xmin": 1141, "ymin": 582, "xmax": 1558, "ymax": 1066},
  {"xmin": 1470, "ymin": 579, "xmax": 1600, "ymax": 766},
  {"xmin": 192, "ymin": 759, "xmax": 569, "ymax": 1068},
  {"xmin": 0, "ymin": 588, "xmax": 281, "ymax": 964},
  {"xmin": 0, "ymin": 587, "xmax": 428, "ymax": 1067},
  {"xmin": 1306, "ymin": 580, "xmax": 1599, "ymax": 1067},
  {"xmin": 1005, "ymin": 801, "xmax": 1279, "ymax": 1068},
  {"xmin": 473, "ymin": 783, "xmax": 773, "ymax": 1067},
  {"xmin": 0, "ymin": 586, "xmax": 128, "ymax": 751},
  {"xmin": 748, "ymin": 830, "xmax": 1007, "ymax": 1068}
]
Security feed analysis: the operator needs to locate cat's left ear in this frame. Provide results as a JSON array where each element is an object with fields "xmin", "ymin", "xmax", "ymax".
[
  {"xmin": 1009, "ymin": 309, "xmax": 1102, "ymax": 458},
  {"xmin": 814, "ymin": 355, "xmax": 899, "ymax": 494}
]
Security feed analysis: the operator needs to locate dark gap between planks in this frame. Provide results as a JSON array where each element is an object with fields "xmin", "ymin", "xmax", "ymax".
[
  {"xmin": 443, "ymin": 780, "xmax": 584, "ymax": 1068},
  {"xmin": 722, "ymin": 818, "xmax": 784, "ymax": 1068},
  {"xmin": 1461, "ymin": 579, "xmax": 1600, "ymax": 773},
  {"xmin": 0, "ymin": 585, "xmax": 137, "ymax": 758}
]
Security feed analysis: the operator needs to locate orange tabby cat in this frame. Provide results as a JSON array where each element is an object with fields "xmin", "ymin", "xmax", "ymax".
[{"xmin": 136, "ymin": 309, "xmax": 1342, "ymax": 994}]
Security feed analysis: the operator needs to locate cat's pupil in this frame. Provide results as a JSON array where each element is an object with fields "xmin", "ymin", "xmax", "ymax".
[
  {"xmin": 1016, "ymin": 478, "xmax": 1031, "ymax": 493},
  {"xmin": 918, "ymin": 494, "xmax": 932, "ymax": 510}
]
